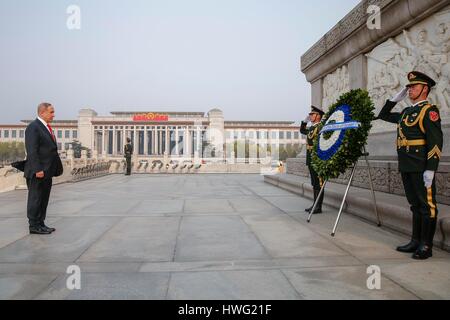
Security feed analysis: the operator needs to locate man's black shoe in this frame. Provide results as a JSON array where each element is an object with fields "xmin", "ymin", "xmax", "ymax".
[
  {"xmin": 305, "ymin": 206, "xmax": 313, "ymax": 213},
  {"xmin": 41, "ymin": 225, "xmax": 56, "ymax": 233},
  {"xmin": 396, "ymin": 240, "xmax": 419, "ymax": 253},
  {"xmin": 29, "ymin": 226, "xmax": 51, "ymax": 235},
  {"xmin": 412, "ymin": 245, "xmax": 433, "ymax": 260}
]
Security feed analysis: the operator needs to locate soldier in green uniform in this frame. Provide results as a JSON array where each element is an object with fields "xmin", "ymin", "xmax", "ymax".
[
  {"xmin": 124, "ymin": 137, "xmax": 133, "ymax": 176},
  {"xmin": 300, "ymin": 106, "xmax": 325, "ymax": 214},
  {"xmin": 378, "ymin": 71, "xmax": 443, "ymax": 260}
]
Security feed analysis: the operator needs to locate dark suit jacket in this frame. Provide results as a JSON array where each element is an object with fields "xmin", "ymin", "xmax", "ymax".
[{"xmin": 24, "ymin": 119, "xmax": 63, "ymax": 179}]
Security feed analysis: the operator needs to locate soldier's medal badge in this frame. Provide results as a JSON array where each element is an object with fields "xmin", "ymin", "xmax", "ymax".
[{"xmin": 429, "ymin": 111, "xmax": 439, "ymax": 122}]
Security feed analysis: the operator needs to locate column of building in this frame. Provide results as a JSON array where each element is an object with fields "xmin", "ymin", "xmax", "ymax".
[{"xmin": 143, "ymin": 126, "xmax": 148, "ymax": 155}]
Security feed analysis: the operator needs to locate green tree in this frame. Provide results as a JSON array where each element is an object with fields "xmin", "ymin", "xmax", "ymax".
[
  {"xmin": 279, "ymin": 148, "xmax": 289, "ymax": 161},
  {"xmin": 233, "ymin": 140, "xmax": 249, "ymax": 160},
  {"xmin": 0, "ymin": 142, "xmax": 25, "ymax": 165},
  {"xmin": 286, "ymin": 144, "xmax": 301, "ymax": 158},
  {"xmin": 69, "ymin": 140, "xmax": 90, "ymax": 158}
]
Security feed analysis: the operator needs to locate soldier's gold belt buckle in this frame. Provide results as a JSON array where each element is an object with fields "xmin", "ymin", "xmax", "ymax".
[{"xmin": 397, "ymin": 138, "xmax": 426, "ymax": 151}]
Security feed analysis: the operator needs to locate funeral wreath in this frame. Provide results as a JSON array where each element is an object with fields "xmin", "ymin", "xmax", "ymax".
[{"xmin": 311, "ymin": 89, "xmax": 375, "ymax": 180}]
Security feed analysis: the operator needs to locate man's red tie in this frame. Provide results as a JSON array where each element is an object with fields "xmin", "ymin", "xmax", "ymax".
[{"xmin": 47, "ymin": 124, "xmax": 56, "ymax": 141}]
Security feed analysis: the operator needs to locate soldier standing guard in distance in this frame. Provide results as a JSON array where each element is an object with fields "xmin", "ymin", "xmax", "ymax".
[
  {"xmin": 300, "ymin": 106, "xmax": 325, "ymax": 214},
  {"xmin": 378, "ymin": 71, "xmax": 443, "ymax": 260},
  {"xmin": 124, "ymin": 137, "xmax": 133, "ymax": 176}
]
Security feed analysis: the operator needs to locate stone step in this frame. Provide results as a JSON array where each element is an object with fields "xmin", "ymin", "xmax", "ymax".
[{"xmin": 264, "ymin": 173, "xmax": 450, "ymax": 252}]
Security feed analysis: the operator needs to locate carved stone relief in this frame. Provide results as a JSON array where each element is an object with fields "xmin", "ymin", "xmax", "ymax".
[
  {"xmin": 367, "ymin": 5, "xmax": 450, "ymax": 133},
  {"xmin": 322, "ymin": 65, "xmax": 350, "ymax": 111}
]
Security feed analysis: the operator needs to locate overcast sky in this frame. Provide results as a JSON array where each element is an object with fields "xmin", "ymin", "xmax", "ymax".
[{"xmin": 0, "ymin": 0, "xmax": 360, "ymax": 123}]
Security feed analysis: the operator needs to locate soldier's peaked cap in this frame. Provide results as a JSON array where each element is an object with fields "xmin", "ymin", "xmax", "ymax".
[
  {"xmin": 406, "ymin": 71, "xmax": 436, "ymax": 88},
  {"xmin": 310, "ymin": 105, "xmax": 325, "ymax": 116}
]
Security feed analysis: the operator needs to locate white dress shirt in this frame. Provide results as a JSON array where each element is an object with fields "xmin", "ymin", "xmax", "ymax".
[{"xmin": 37, "ymin": 116, "xmax": 53, "ymax": 135}]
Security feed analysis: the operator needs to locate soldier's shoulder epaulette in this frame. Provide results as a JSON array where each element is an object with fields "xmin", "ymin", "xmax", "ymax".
[
  {"xmin": 425, "ymin": 104, "xmax": 441, "ymax": 121},
  {"xmin": 419, "ymin": 103, "xmax": 439, "ymax": 133},
  {"xmin": 421, "ymin": 104, "xmax": 440, "ymax": 116}
]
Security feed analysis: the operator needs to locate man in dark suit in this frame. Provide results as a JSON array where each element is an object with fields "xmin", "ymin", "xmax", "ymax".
[{"xmin": 24, "ymin": 103, "xmax": 63, "ymax": 235}]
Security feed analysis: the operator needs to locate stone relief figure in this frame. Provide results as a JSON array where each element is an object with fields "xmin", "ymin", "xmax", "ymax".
[
  {"xmin": 435, "ymin": 43, "xmax": 450, "ymax": 109},
  {"xmin": 367, "ymin": 8, "xmax": 450, "ymax": 121},
  {"xmin": 366, "ymin": 38, "xmax": 411, "ymax": 114},
  {"xmin": 405, "ymin": 26, "xmax": 450, "ymax": 112},
  {"xmin": 404, "ymin": 29, "xmax": 440, "ymax": 80},
  {"xmin": 435, "ymin": 22, "xmax": 450, "ymax": 45},
  {"xmin": 322, "ymin": 65, "xmax": 350, "ymax": 111},
  {"xmin": 371, "ymin": 66, "xmax": 389, "ymax": 100},
  {"xmin": 392, "ymin": 48, "xmax": 417, "ymax": 85}
]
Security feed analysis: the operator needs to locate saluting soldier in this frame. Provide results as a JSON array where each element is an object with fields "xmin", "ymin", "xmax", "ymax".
[
  {"xmin": 378, "ymin": 71, "xmax": 443, "ymax": 260},
  {"xmin": 300, "ymin": 106, "xmax": 325, "ymax": 214},
  {"xmin": 124, "ymin": 137, "xmax": 133, "ymax": 176}
]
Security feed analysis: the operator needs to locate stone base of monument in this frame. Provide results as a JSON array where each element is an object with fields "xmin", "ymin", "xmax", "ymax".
[
  {"xmin": 287, "ymin": 157, "xmax": 450, "ymax": 205},
  {"xmin": 264, "ymin": 169, "xmax": 450, "ymax": 252},
  {"xmin": 111, "ymin": 163, "xmax": 269, "ymax": 174}
]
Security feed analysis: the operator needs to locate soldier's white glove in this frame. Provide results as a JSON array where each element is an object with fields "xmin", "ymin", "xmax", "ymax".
[
  {"xmin": 390, "ymin": 87, "xmax": 408, "ymax": 103},
  {"xmin": 423, "ymin": 170, "xmax": 435, "ymax": 189}
]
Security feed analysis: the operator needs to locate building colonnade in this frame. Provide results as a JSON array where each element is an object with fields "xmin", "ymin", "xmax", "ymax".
[{"xmin": 93, "ymin": 124, "xmax": 208, "ymax": 157}]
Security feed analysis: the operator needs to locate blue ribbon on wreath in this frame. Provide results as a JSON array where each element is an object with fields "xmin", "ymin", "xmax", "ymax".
[{"xmin": 317, "ymin": 104, "xmax": 360, "ymax": 161}]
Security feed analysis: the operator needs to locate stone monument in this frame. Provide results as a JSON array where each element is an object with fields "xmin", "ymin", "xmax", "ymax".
[{"xmin": 290, "ymin": 0, "xmax": 450, "ymax": 205}]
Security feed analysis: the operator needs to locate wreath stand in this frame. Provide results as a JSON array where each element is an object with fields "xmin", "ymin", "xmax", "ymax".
[{"xmin": 307, "ymin": 146, "xmax": 382, "ymax": 237}]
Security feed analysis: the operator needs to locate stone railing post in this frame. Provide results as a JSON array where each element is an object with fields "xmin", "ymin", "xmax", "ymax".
[
  {"xmin": 133, "ymin": 154, "xmax": 139, "ymax": 172},
  {"xmin": 67, "ymin": 149, "xmax": 75, "ymax": 169},
  {"xmin": 163, "ymin": 152, "xmax": 169, "ymax": 170},
  {"xmin": 81, "ymin": 150, "xmax": 88, "ymax": 166}
]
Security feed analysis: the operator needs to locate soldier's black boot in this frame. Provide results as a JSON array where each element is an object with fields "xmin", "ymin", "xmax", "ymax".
[
  {"xmin": 412, "ymin": 216, "xmax": 436, "ymax": 260},
  {"xmin": 397, "ymin": 211, "xmax": 421, "ymax": 253},
  {"xmin": 413, "ymin": 243, "xmax": 433, "ymax": 260},
  {"xmin": 311, "ymin": 189, "xmax": 323, "ymax": 214},
  {"xmin": 305, "ymin": 190, "xmax": 318, "ymax": 212}
]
